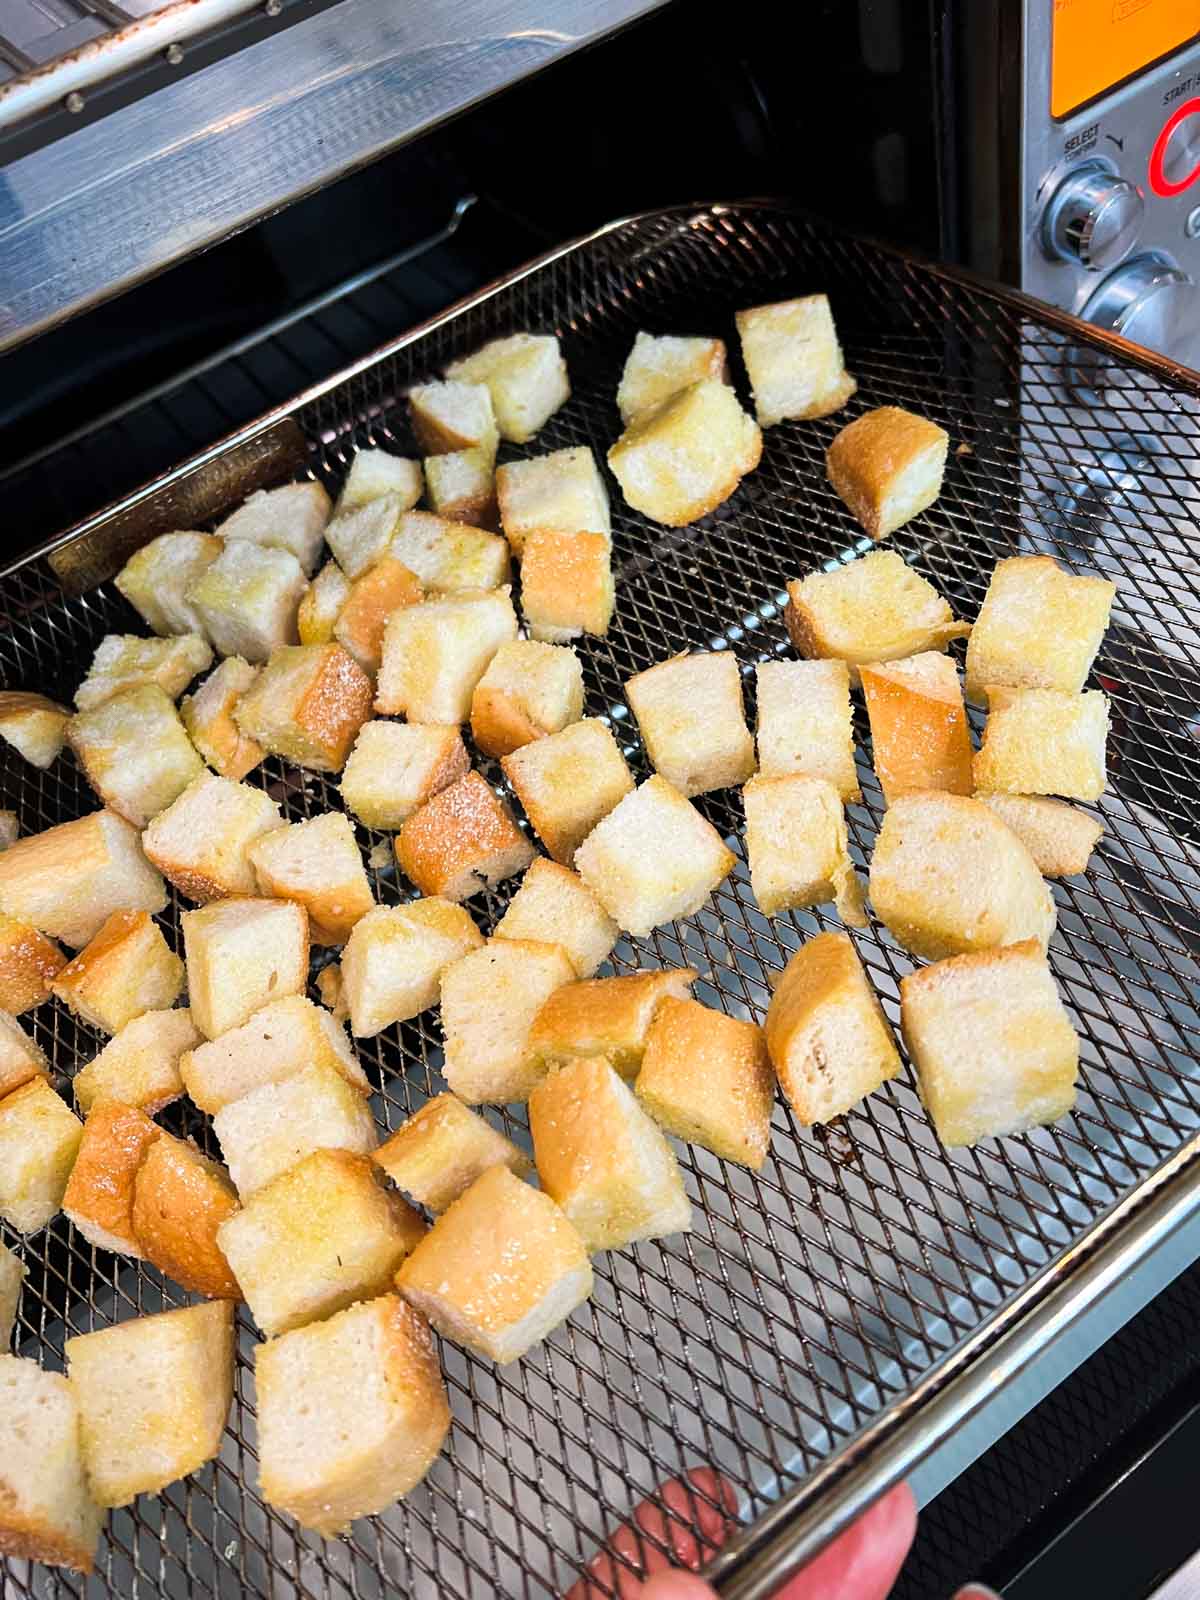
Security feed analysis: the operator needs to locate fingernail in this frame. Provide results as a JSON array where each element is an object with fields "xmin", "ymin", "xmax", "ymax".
[{"xmin": 953, "ymin": 1585, "xmax": 1003, "ymax": 1600}]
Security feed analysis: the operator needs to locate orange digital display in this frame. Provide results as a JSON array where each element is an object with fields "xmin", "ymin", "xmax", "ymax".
[{"xmin": 1052, "ymin": 0, "xmax": 1200, "ymax": 119}]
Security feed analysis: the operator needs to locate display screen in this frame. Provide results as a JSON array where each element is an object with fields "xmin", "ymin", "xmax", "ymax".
[{"xmin": 1052, "ymin": 0, "xmax": 1200, "ymax": 119}]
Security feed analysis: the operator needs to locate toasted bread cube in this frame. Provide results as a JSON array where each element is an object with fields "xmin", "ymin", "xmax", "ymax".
[
  {"xmin": 396, "ymin": 771, "xmax": 534, "ymax": 901},
  {"xmin": 212, "ymin": 1060, "xmax": 377, "ymax": 1196},
  {"xmin": 388, "ymin": 510, "xmax": 510, "ymax": 593},
  {"xmin": 744, "ymin": 771, "xmax": 867, "ymax": 924},
  {"xmin": 181, "ymin": 994, "xmax": 365, "ymax": 1112},
  {"xmin": 470, "ymin": 639, "xmax": 584, "ymax": 759},
  {"xmin": 182, "ymin": 897, "xmax": 309, "ymax": 1039},
  {"xmin": 298, "ymin": 559, "xmax": 352, "ymax": 646},
  {"xmin": 334, "ymin": 557, "xmax": 424, "ymax": 673},
  {"xmin": 218, "ymin": 1150, "xmax": 424, "ymax": 1336},
  {"xmin": 0, "ymin": 1357, "xmax": 102, "ymax": 1571},
  {"xmin": 0, "ymin": 1245, "xmax": 24, "ymax": 1346},
  {"xmin": 324, "ymin": 493, "xmax": 406, "ymax": 580},
  {"xmin": 397, "ymin": 1165, "xmax": 590, "ymax": 1360},
  {"xmin": 574, "ymin": 775, "xmax": 736, "ymax": 937},
  {"xmin": 521, "ymin": 528, "xmax": 615, "ymax": 643},
  {"xmin": 860, "ymin": 652, "xmax": 973, "ymax": 805},
  {"xmin": 180, "ymin": 657, "xmax": 264, "ymax": 780},
  {"xmin": 978, "ymin": 795, "xmax": 1103, "ymax": 878},
  {"xmin": 608, "ymin": 379, "xmax": 762, "ymax": 527},
  {"xmin": 234, "ymin": 642, "xmax": 373, "ymax": 772},
  {"xmin": 526, "ymin": 967, "xmax": 696, "ymax": 1078},
  {"xmin": 186, "ymin": 539, "xmax": 308, "ymax": 662},
  {"xmin": 636, "ymin": 996, "xmax": 774, "ymax": 1168},
  {"xmin": 373, "ymin": 1094, "xmax": 531, "ymax": 1212},
  {"xmin": 256, "ymin": 1293, "xmax": 449, "ymax": 1534},
  {"xmin": 0, "ymin": 1008, "xmax": 49, "ymax": 1097},
  {"xmin": 51, "ymin": 909, "xmax": 183, "ymax": 1036},
  {"xmin": 495, "ymin": 446, "xmax": 610, "ymax": 558},
  {"xmin": 785, "ymin": 550, "xmax": 969, "ymax": 678},
  {"xmin": 0, "ymin": 915, "xmax": 65, "ymax": 1016},
  {"xmin": 315, "ymin": 962, "xmax": 349, "ymax": 1023},
  {"xmin": 765, "ymin": 932, "xmax": 902, "ymax": 1125},
  {"xmin": 626, "ymin": 652, "xmax": 755, "ymax": 797},
  {"xmin": 130, "ymin": 1133, "xmax": 240, "ymax": 1296},
  {"xmin": 409, "ymin": 379, "xmax": 498, "ymax": 456},
  {"xmin": 0, "ymin": 813, "xmax": 16, "ymax": 851},
  {"xmin": 424, "ymin": 447, "xmax": 499, "ymax": 528},
  {"xmin": 501, "ymin": 718, "xmax": 634, "ymax": 866},
  {"xmin": 0, "ymin": 809, "xmax": 166, "ymax": 949},
  {"xmin": 74, "ymin": 1008, "xmax": 200, "ymax": 1116},
  {"xmin": 755, "ymin": 659, "xmax": 859, "ymax": 800},
  {"xmin": 826, "ymin": 406, "xmax": 949, "ymax": 540},
  {"xmin": 68, "ymin": 684, "xmax": 205, "ymax": 829},
  {"xmin": 0, "ymin": 1078, "xmax": 83, "ymax": 1233},
  {"xmin": 114, "ymin": 531, "xmax": 223, "ymax": 637},
  {"xmin": 0, "ymin": 691, "xmax": 69, "ymax": 770},
  {"xmin": 376, "ymin": 589, "xmax": 517, "ymax": 722},
  {"xmin": 249, "ymin": 811, "xmax": 373, "ymax": 945},
  {"xmin": 494, "ymin": 858, "xmax": 618, "ymax": 978},
  {"xmin": 337, "ymin": 449, "xmax": 423, "ymax": 515},
  {"xmin": 974, "ymin": 688, "xmax": 1108, "ymax": 803},
  {"xmin": 616, "ymin": 332, "xmax": 729, "ymax": 425},
  {"xmin": 217, "ymin": 481, "xmax": 331, "ymax": 575},
  {"xmin": 965, "ymin": 555, "xmax": 1116, "ymax": 704},
  {"xmin": 441, "ymin": 939, "xmax": 575, "ymax": 1103},
  {"xmin": 143, "ymin": 769, "xmax": 283, "ymax": 903},
  {"xmin": 869, "ymin": 792, "xmax": 1056, "ymax": 962},
  {"xmin": 61, "ymin": 1102, "xmax": 161, "ymax": 1256},
  {"xmin": 738, "ymin": 296, "xmax": 856, "ymax": 429},
  {"xmin": 66, "ymin": 1300, "xmax": 234, "ymax": 1508},
  {"xmin": 75, "ymin": 633, "xmax": 213, "ymax": 712},
  {"xmin": 340, "ymin": 720, "xmax": 469, "ymax": 829},
  {"xmin": 341, "ymin": 900, "xmax": 482, "ymax": 1036},
  {"xmin": 901, "ymin": 940, "xmax": 1079, "ymax": 1147},
  {"xmin": 445, "ymin": 333, "xmax": 570, "ymax": 444}
]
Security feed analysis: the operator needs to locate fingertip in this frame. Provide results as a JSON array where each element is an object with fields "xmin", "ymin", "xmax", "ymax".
[
  {"xmin": 953, "ymin": 1587, "xmax": 1003, "ymax": 1599},
  {"xmin": 639, "ymin": 1573, "xmax": 719, "ymax": 1599}
]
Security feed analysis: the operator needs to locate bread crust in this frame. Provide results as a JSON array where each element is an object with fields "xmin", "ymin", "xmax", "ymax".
[
  {"xmin": 234, "ymin": 643, "xmax": 374, "ymax": 772},
  {"xmin": 825, "ymin": 406, "xmax": 949, "ymax": 540},
  {"xmin": 0, "ymin": 917, "xmax": 62, "ymax": 1020},
  {"xmin": 334, "ymin": 557, "xmax": 424, "ymax": 673},
  {"xmin": 62, "ymin": 1102, "xmax": 161, "ymax": 1256},
  {"xmin": 396, "ymin": 771, "xmax": 534, "ymax": 900},
  {"xmin": 373, "ymin": 1093, "xmax": 532, "ymax": 1212},
  {"xmin": 51, "ymin": 909, "xmax": 183, "ymax": 1035},
  {"xmin": 526, "ymin": 968, "xmax": 696, "ymax": 1077},
  {"xmin": 860, "ymin": 653, "xmax": 973, "ymax": 804},
  {"xmin": 131, "ymin": 1134, "xmax": 240, "ymax": 1297},
  {"xmin": 0, "ymin": 809, "xmax": 167, "ymax": 949}
]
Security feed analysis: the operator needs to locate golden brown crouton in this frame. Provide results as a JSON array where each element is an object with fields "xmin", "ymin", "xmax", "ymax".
[
  {"xmin": 736, "ymin": 295, "xmax": 855, "ymax": 426},
  {"xmin": 180, "ymin": 657, "xmax": 264, "ymax": 780},
  {"xmin": 130, "ymin": 1133, "xmax": 241, "ymax": 1297},
  {"xmin": 826, "ymin": 406, "xmax": 949, "ymax": 540},
  {"xmin": 501, "ymin": 718, "xmax": 634, "ymax": 866},
  {"xmin": 470, "ymin": 639, "xmax": 584, "ymax": 759},
  {"xmin": 0, "ymin": 809, "xmax": 166, "ymax": 949},
  {"xmin": 51, "ymin": 909, "xmax": 183, "ymax": 1036},
  {"xmin": 234, "ymin": 642, "xmax": 373, "ymax": 772},
  {"xmin": 249, "ymin": 811, "xmax": 374, "ymax": 945},
  {"xmin": 340, "ymin": 720, "xmax": 470, "ymax": 829},
  {"xmin": 0, "ymin": 913, "xmax": 66, "ymax": 1015},
  {"xmin": 625, "ymin": 651, "xmax": 755, "ymax": 796},
  {"xmin": 142, "ymin": 769, "xmax": 284, "ymax": 904},
  {"xmin": 608, "ymin": 379, "xmax": 761, "ymax": 527},
  {"xmin": 373, "ymin": 1093, "xmax": 531, "ymax": 1212},
  {"xmin": 396, "ymin": 771, "xmax": 534, "ymax": 901},
  {"xmin": 860, "ymin": 652, "xmax": 974, "ymax": 804}
]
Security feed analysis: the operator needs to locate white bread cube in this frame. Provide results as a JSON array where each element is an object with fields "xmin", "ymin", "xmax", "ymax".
[
  {"xmin": 315, "ymin": 961, "xmax": 349, "ymax": 1023},
  {"xmin": 388, "ymin": 510, "xmax": 510, "ymax": 592},
  {"xmin": 75, "ymin": 632, "xmax": 213, "ymax": 711},
  {"xmin": 470, "ymin": 639, "xmax": 584, "ymax": 759},
  {"xmin": 0, "ymin": 1078, "xmax": 83, "ymax": 1233},
  {"xmin": 218, "ymin": 1149, "xmax": 425, "ymax": 1336},
  {"xmin": 68, "ymin": 684, "xmax": 205, "ymax": 828},
  {"xmin": 0, "ymin": 1008, "xmax": 50, "ymax": 1097},
  {"xmin": 0, "ymin": 812, "xmax": 15, "ymax": 850},
  {"xmin": 755, "ymin": 659, "xmax": 859, "ymax": 801},
  {"xmin": 501, "ymin": 717, "xmax": 634, "ymax": 866},
  {"xmin": 965, "ymin": 555, "xmax": 1115, "ymax": 704},
  {"xmin": 396, "ymin": 1165, "xmax": 591, "ymax": 1361},
  {"xmin": 765, "ymin": 931, "xmax": 902, "ymax": 1125},
  {"xmin": 445, "ymin": 333, "xmax": 570, "ymax": 444},
  {"xmin": 340, "ymin": 720, "xmax": 470, "ymax": 829},
  {"xmin": 979, "ymin": 794, "xmax": 1103, "ymax": 878},
  {"xmin": 974, "ymin": 688, "xmax": 1109, "ymax": 803},
  {"xmin": 217, "ymin": 481, "xmax": 331, "ymax": 575},
  {"xmin": 61, "ymin": 1101, "xmax": 161, "ymax": 1256},
  {"xmin": 0, "ymin": 1245, "xmax": 24, "ymax": 1346},
  {"xmin": 341, "ymin": 899, "xmax": 482, "ymax": 1036},
  {"xmin": 0, "ymin": 1356, "xmax": 102, "ymax": 1571},
  {"xmin": 636, "ymin": 996, "xmax": 774, "ymax": 1168},
  {"xmin": 337, "ymin": 448, "xmax": 423, "ymax": 514},
  {"xmin": 409, "ymin": 379, "xmax": 498, "ymax": 456},
  {"xmin": 494, "ymin": 857, "xmax": 618, "ymax": 978},
  {"xmin": 324, "ymin": 493, "xmax": 406, "ymax": 579},
  {"xmin": 616, "ymin": 332, "xmax": 729, "ymax": 425},
  {"xmin": 396, "ymin": 770, "xmax": 534, "ymax": 901},
  {"xmin": 902, "ymin": 940, "xmax": 1079, "ymax": 1147},
  {"xmin": 256, "ymin": 1293, "xmax": 449, "ymax": 1535},
  {"xmin": 626, "ymin": 652, "xmax": 755, "ymax": 796},
  {"xmin": 440, "ymin": 938, "xmax": 575, "ymax": 1103},
  {"xmin": 424, "ymin": 447, "xmax": 499, "ymax": 528},
  {"xmin": 66, "ymin": 1300, "xmax": 234, "ymax": 1508},
  {"xmin": 234, "ymin": 642, "xmax": 373, "ymax": 771},
  {"xmin": 180, "ymin": 994, "xmax": 367, "ymax": 1113},
  {"xmin": 115, "ymin": 531, "xmax": 223, "ymax": 637},
  {"xmin": 785, "ymin": 550, "xmax": 969, "ymax": 677},
  {"xmin": 373, "ymin": 1093, "xmax": 531, "ymax": 1213},
  {"xmin": 73, "ymin": 1007, "xmax": 200, "ymax": 1116},
  {"xmin": 574, "ymin": 775, "xmax": 736, "ymax": 937},
  {"xmin": 608, "ymin": 379, "xmax": 762, "ymax": 527},
  {"xmin": 180, "ymin": 657, "xmax": 264, "ymax": 780},
  {"xmin": 212, "ymin": 1059, "xmax": 377, "ymax": 1196},
  {"xmin": 298, "ymin": 558, "xmax": 351, "ymax": 646},
  {"xmin": 869, "ymin": 792, "xmax": 1056, "ymax": 962},
  {"xmin": 0, "ymin": 913, "xmax": 63, "ymax": 1016},
  {"xmin": 860, "ymin": 652, "xmax": 973, "ymax": 805},
  {"xmin": 521, "ymin": 528, "xmax": 615, "ymax": 642},
  {"xmin": 142, "ymin": 769, "xmax": 283, "ymax": 903},
  {"xmin": 334, "ymin": 556, "xmax": 424, "ymax": 673},
  {"xmin": 826, "ymin": 406, "xmax": 950, "ymax": 540},
  {"xmin": 130, "ymin": 1133, "xmax": 240, "ymax": 1297},
  {"xmin": 182, "ymin": 896, "xmax": 309, "ymax": 1039},
  {"xmin": 0, "ymin": 809, "xmax": 166, "ymax": 948},
  {"xmin": 736, "ymin": 295, "xmax": 856, "ymax": 427},
  {"xmin": 495, "ymin": 446, "xmax": 610, "ymax": 558},
  {"xmin": 526, "ymin": 967, "xmax": 696, "ymax": 1079},
  {"xmin": 51, "ymin": 909, "xmax": 183, "ymax": 1035},
  {"xmin": 0, "ymin": 691, "xmax": 69, "ymax": 770},
  {"xmin": 743, "ymin": 774, "xmax": 866, "ymax": 926},
  {"xmin": 375, "ymin": 589, "xmax": 517, "ymax": 722},
  {"xmin": 186, "ymin": 539, "xmax": 308, "ymax": 662},
  {"xmin": 249, "ymin": 811, "xmax": 373, "ymax": 945}
]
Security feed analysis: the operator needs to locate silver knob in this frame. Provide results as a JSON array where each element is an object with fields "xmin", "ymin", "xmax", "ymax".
[
  {"xmin": 1080, "ymin": 250, "xmax": 1193, "ymax": 354},
  {"xmin": 1042, "ymin": 159, "xmax": 1144, "ymax": 271}
]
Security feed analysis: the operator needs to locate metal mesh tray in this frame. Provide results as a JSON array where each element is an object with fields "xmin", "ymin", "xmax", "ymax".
[{"xmin": 5, "ymin": 201, "xmax": 1200, "ymax": 1600}]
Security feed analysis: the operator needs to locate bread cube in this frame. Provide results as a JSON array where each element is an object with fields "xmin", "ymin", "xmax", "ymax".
[
  {"xmin": 0, "ymin": 812, "xmax": 16, "ymax": 851},
  {"xmin": 0, "ymin": 1245, "xmax": 24, "ymax": 1347},
  {"xmin": 180, "ymin": 657, "xmax": 264, "ymax": 780},
  {"xmin": 341, "ymin": 719, "xmax": 469, "ymax": 829},
  {"xmin": 248, "ymin": 812, "xmax": 373, "ymax": 946},
  {"xmin": 745, "ymin": 774, "xmax": 866, "ymax": 924},
  {"xmin": 445, "ymin": 332, "xmax": 570, "ymax": 444},
  {"xmin": 636, "ymin": 996, "xmax": 774, "ymax": 1168},
  {"xmin": 182, "ymin": 897, "xmax": 309, "ymax": 1039},
  {"xmin": 0, "ymin": 1078, "xmax": 83, "ymax": 1233},
  {"xmin": 234, "ymin": 642, "xmax": 373, "ymax": 772},
  {"xmin": 0, "ymin": 691, "xmax": 69, "ymax": 770},
  {"xmin": 0, "ymin": 1357, "xmax": 102, "ymax": 1571},
  {"xmin": 965, "ymin": 554, "xmax": 1116, "ymax": 704},
  {"xmin": 785, "ymin": 550, "xmax": 969, "ymax": 678},
  {"xmin": 114, "ymin": 531, "xmax": 223, "ymax": 637},
  {"xmin": 526, "ymin": 967, "xmax": 696, "ymax": 1078},
  {"xmin": 324, "ymin": 493, "xmax": 406, "ymax": 580},
  {"xmin": 0, "ymin": 918, "xmax": 57, "ymax": 1023},
  {"xmin": 0, "ymin": 809, "xmax": 166, "ymax": 949},
  {"xmin": 315, "ymin": 961, "xmax": 349, "ymax": 1023},
  {"xmin": 334, "ymin": 556, "xmax": 424, "ymax": 673},
  {"xmin": 396, "ymin": 770, "xmax": 534, "ymax": 901},
  {"xmin": 424, "ymin": 447, "xmax": 499, "ymax": 528},
  {"xmin": 61, "ymin": 1102, "xmax": 161, "ymax": 1256},
  {"xmin": 974, "ymin": 688, "xmax": 1109, "ymax": 803},
  {"xmin": 574, "ymin": 775, "xmax": 736, "ymax": 937},
  {"xmin": 608, "ymin": 379, "xmax": 762, "ymax": 527},
  {"xmin": 501, "ymin": 718, "xmax": 634, "ymax": 866},
  {"xmin": 440, "ymin": 938, "xmax": 575, "ymax": 1103},
  {"xmin": 75, "ymin": 632, "xmax": 213, "ymax": 712},
  {"xmin": 51, "ymin": 909, "xmax": 183, "ymax": 1035},
  {"xmin": 626, "ymin": 652, "xmax": 755, "ymax": 797},
  {"xmin": 521, "ymin": 528, "xmax": 615, "ymax": 643},
  {"xmin": 337, "ymin": 448, "xmax": 423, "ymax": 514},
  {"xmin": 755, "ymin": 659, "xmax": 859, "ymax": 801},
  {"xmin": 396, "ymin": 1165, "xmax": 591, "ymax": 1361},
  {"xmin": 409, "ymin": 378, "xmax": 498, "ymax": 456},
  {"xmin": 66, "ymin": 1300, "xmax": 235, "ymax": 1508},
  {"xmin": 130, "ymin": 1133, "xmax": 240, "ymax": 1296},
  {"xmin": 74, "ymin": 1007, "xmax": 200, "ymax": 1116},
  {"xmin": 218, "ymin": 1149, "xmax": 424, "ymax": 1336},
  {"xmin": 495, "ymin": 446, "xmax": 610, "ymax": 558},
  {"xmin": 736, "ymin": 295, "xmax": 856, "ymax": 427},
  {"xmin": 68, "ymin": 684, "xmax": 205, "ymax": 828},
  {"xmin": 470, "ymin": 639, "xmax": 584, "ymax": 759},
  {"xmin": 143, "ymin": 769, "xmax": 283, "ymax": 903},
  {"xmin": 978, "ymin": 794, "xmax": 1103, "ymax": 878},
  {"xmin": 185, "ymin": 539, "xmax": 308, "ymax": 662},
  {"xmin": 297, "ymin": 558, "xmax": 352, "ymax": 646},
  {"xmin": 256, "ymin": 1293, "xmax": 449, "ymax": 1535},
  {"xmin": 213, "ymin": 1059, "xmax": 377, "ymax": 1197},
  {"xmin": 341, "ymin": 899, "xmax": 482, "ymax": 1036},
  {"xmin": 869, "ymin": 792, "xmax": 1056, "ymax": 962},
  {"xmin": 0, "ymin": 1007, "xmax": 50, "ymax": 1096},
  {"xmin": 901, "ymin": 940, "xmax": 1079, "ymax": 1147},
  {"xmin": 494, "ymin": 857, "xmax": 618, "ymax": 978},
  {"xmin": 374, "ymin": 1093, "xmax": 531, "ymax": 1212},
  {"xmin": 217, "ymin": 481, "xmax": 332, "ymax": 575},
  {"xmin": 389, "ymin": 510, "xmax": 510, "ymax": 592},
  {"xmin": 765, "ymin": 932, "xmax": 902, "ymax": 1125},
  {"xmin": 375, "ymin": 589, "xmax": 517, "ymax": 722},
  {"xmin": 616, "ymin": 332, "xmax": 729, "ymax": 425},
  {"xmin": 860, "ymin": 652, "xmax": 973, "ymax": 805},
  {"xmin": 826, "ymin": 406, "xmax": 950, "ymax": 540},
  {"xmin": 180, "ymin": 994, "xmax": 366, "ymax": 1112}
]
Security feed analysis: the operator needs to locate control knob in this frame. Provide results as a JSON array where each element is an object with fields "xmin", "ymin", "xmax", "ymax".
[
  {"xmin": 1068, "ymin": 251, "xmax": 1195, "ymax": 393},
  {"xmin": 1042, "ymin": 158, "xmax": 1144, "ymax": 272}
]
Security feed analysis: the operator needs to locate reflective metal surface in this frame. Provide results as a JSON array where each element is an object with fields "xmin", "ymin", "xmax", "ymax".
[{"xmin": 1041, "ymin": 158, "xmax": 1144, "ymax": 272}]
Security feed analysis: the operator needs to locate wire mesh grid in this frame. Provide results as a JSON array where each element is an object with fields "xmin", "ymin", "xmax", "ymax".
[{"xmin": 4, "ymin": 201, "xmax": 1200, "ymax": 1597}]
